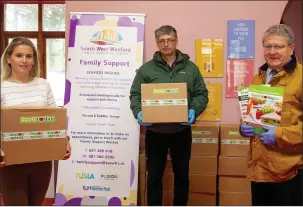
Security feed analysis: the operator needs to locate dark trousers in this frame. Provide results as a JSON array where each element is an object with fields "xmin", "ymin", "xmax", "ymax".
[
  {"xmin": 0, "ymin": 161, "xmax": 52, "ymax": 205},
  {"xmin": 145, "ymin": 127, "xmax": 192, "ymax": 206},
  {"xmin": 251, "ymin": 169, "xmax": 302, "ymax": 206}
]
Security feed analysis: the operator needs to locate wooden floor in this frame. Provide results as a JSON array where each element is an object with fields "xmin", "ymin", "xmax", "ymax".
[{"xmin": 0, "ymin": 198, "xmax": 55, "ymax": 206}]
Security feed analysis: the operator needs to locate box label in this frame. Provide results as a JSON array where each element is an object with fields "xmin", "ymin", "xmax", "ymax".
[
  {"xmin": 1, "ymin": 130, "xmax": 66, "ymax": 141},
  {"xmin": 228, "ymin": 131, "xmax": 240, "ymax": 135},
  {"xmin": 153, "ymin": 88, "xmax": 179, "ymax": 94},
  {"xmin": 221, "ymin": 139, "xmax": 250, "ymax": 145},
  {"xmin": 20, "ymin": 116, "xmax": 55, "ymax": 124},
  {"xmin": 192, "ymin": 138, "xmax": 218, "ymax": 144},
  {"xmin": 192, "ymin": 130, "xmax": 212, "ymax": 135},
  {"xmin": 141, "ymin": 99, "xmax": 187, "ymax": 106}
]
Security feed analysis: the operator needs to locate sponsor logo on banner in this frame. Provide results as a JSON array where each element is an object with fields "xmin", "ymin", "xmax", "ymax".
[
  {"xmin": 100, "ymin": 174, "xmax": 118, "ymax": 180},
  {"xmin": 83, "ymin": 185, "xmax": 111, "ymax": 192},
  {"xmin": 76, "ymin": 172, "xmax": 95, "ymax": 180},
  {"xmin": 80, "ymin": 28, "xmax": 132, "ymax": 56}
]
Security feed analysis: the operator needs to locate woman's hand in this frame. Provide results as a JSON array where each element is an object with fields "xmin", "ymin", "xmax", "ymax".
[
  {"xmin": 0, "ymin": 149, "xmax": 6, "ymax": 167},
  {"xmin": 63, "ymin": 136, "xmax": 71, "ymax": 160}
]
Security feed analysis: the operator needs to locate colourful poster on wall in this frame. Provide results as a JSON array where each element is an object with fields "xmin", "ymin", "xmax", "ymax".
[
  {"xmin": 226, "ymin": 59, "xmax": 254, "ymax": 98},
  {"xmin": 55, "ymin": 12, "xmax": 145, "ymax": 206},
  {"xmin": 227, "ymin": 20, "xmax": 255, "ymax": 59},
  {"xmin": 195, "ymin": 39, "xmax": 223, "ymax": 77},
  {"xmin": 197, "ymin": 83, "xmax": 222, "ymax": 121}
]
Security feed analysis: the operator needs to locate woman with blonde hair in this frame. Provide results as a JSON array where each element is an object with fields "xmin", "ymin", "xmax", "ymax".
[{"xmin": 0, "ymin": 37, "xmax": 71, "ymax": 205}]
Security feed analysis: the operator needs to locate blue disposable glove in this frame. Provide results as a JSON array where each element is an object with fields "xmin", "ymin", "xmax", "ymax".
[
  {"xmin": 137, "ymin": 111, "xmax": 152, "ymax": 126},
  {"xmin": 259, "ymin": 125, "xmax": 276, "ymax": 146},
  {"xmin": 240, "ymin": 123, "xmax": 254, "ymax": 137},
  {"xmin": 182, "ymin": 109, "xmax": 196, "ymax": 125}
]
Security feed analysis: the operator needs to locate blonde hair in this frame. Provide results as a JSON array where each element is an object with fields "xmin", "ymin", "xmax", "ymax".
[{"xmin": 1, "ymin": 37, "xmax": 40, "ymax": 81}]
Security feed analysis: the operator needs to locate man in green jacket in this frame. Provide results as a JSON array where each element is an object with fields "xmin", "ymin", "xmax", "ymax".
[{"xmin": 130, "ymin": 25, "xmax": 208, "ymax": 206}]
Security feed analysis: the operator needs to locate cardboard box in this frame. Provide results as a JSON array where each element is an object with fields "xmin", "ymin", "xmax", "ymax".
[
  {"xmin": 163, "ymin": 191, "xmax": 174, "ymax": 206},
  {"xmin": 165, "ymin": 156, "xmax": 218, "ymax": 175},
  {"xmin": 190, "ymin": 174, "xmax": 217, "ymax": 193},
  {"xmin": 188, "ymin": 192, "xmax": 217, "ymax": 206},
  {"xmin": 219, "ymin": 176, "xmax": 251, "ymax": 192},
  {"xmin": 137, "ymin": 190, "xmax": 146, "ymax": 206},
  {"xmin": 0, "ymin": 107, "xmax": 67, "ymax": 165},
  {"xmin": 162, "ymin": 191, "xmax": 217, "ymax": 206},
  {"xmin": 139, "ymin": 172, "xmax": 146, "ymax": 191},
  {"xmin": 139, "ymin": 126, "xmax": 146, "ymax": 152},
  {"xmin": 139, "ymin": 133, "xmax": 145, "ymax": 152},
  {"xmin": 141, "ymin": 83, "xmax": 188, "ymax": 123},
  {"xmin": 163, "ymin": 173, "xmax": 217, "ymax": 193},
  {"xmin": 220, "ymin": 124, "xmax": 250, "ymax": 157},
  {"xmin": 218, "ymin": 156, "xmax": 248, "ymax": 176},
  {"xmin": 139, "ymin": 152, "xmax": 146, "ymax": 172},
  {"xmin": 219, "ymin": 192, "xmax": 251, "ymax": 206},
  {"xmin": 163, "ymin": 173, "xmax": 175, "ymax": 191},
  {"xmin": 191, "ymin": 124, "xmax": 219, "ymax": 156}
]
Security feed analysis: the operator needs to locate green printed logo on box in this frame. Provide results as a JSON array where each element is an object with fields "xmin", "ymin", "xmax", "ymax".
[
  {"xmin": 192, "ymin": 131, "xmax": 212, "ymax": 135},
  {"xmin": 153, "ymin": 88, "xmax": 179, "ymax": 94},
  {"xmin": 47, "ymin": 131, "xmax": 61, "ymax": 138},
  {"xmin": 20, "ymin": 116, "xmax": 55, "ymax": 124},
  {"xmin": 228, "ymin": 131, "xmax": 240, "ymax": 136},
  {"xmin": 29, "ymin": 131, "xmax": 43, "ymax": 139},
  {"xmin": 7, "ymin": 132, "xmax": 24, "ymax": 140}
]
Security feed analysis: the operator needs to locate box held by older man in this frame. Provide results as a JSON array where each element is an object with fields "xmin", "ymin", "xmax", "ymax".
[
  {"xmin": 141, "ymin": 83, "xmax": 188, "ymax": 123},
  {"xmin": 0, "ymin": 107, "xmax": 67, "ymax": 165}
]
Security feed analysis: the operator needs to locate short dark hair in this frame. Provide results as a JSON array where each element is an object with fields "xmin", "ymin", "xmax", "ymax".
[{"xmin": 155, "ymin": 25, "xmax": 177, "ymax": 39}]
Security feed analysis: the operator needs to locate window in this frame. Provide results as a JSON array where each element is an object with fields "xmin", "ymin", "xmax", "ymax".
[{"xmin": 1, "ymin": 2, "xmax": 65, "ymax": 106}]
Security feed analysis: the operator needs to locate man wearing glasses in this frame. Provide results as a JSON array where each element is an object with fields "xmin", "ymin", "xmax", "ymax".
[
  {"xmin": 240, "ymin": 24, "xmax": 302, "ymax": 206},
  {"xmin": 129, "ymin": 25, "xmax": 208, "ymax": 205}
]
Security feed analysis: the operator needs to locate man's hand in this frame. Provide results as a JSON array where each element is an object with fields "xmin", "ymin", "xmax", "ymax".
[
  {"xmin": 182, "ymin": 109, "xmax": 196, "ymax": 125},
  {"xmin": 0, "ymin": 150, "xmax": 6, "ymax": 168},
  {"xmin": 259, "ymin": 126, "xmax": 276, "ymax": 146},
  {"xmin": 137, "ymin": 111, "xmax": 152, "ymax": 126},
  {"xmin": 63, "ymin": 136, "xmax": 71, "ymax": 160},
  {"xmin": 240, "ymin": 123, "xmax": 255, "ymax": 137}
]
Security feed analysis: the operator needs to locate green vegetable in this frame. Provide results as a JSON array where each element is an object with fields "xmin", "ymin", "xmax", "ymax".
[{"xmin": 260, "ymin": 106, "xmax": 274, "ymax": 114}]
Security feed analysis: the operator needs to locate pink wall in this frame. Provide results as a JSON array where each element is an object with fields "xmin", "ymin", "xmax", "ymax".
[{"xmin": 65, "ymin": 1, "xmax": 287, "ymax": 124}]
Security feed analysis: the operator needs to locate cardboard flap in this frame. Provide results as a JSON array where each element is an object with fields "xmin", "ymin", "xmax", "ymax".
[{"xmin": 1, "ymin": 107, "xmax": 66, "ymax": 132}]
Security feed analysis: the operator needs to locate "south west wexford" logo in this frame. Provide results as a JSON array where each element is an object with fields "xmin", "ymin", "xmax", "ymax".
[{"xmin": 20, "ymin": 116, "xmax": 55, "ymax": 124}]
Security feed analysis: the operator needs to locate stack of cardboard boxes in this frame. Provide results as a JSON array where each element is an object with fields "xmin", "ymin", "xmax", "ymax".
[
  {"xmin": 137, "ymin": 124, "xmax": 252, "ymax": 206},
  {"xmin": 138, "ymin": 151, "xmax": 147, "ymax": 205},
  {"xmin": 218, "ymin": 124, "xmax": 251, "ymax": 205},
  {"xmin": 162, "ymin": 123, "xmax": 219, "ymax": 206},
  {"xmin": 138, "ymin": 126, "xmax": 147, "ymax": 205}
]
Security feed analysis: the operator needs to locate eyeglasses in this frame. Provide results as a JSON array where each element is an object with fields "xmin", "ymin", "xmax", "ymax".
[
  {"xmin": 263, "ymin": 45, "xmax": 288, "ymax": 51},
  {"xmin": 157, "ymin": 38, "xmax": 177, "ymax": 45}
]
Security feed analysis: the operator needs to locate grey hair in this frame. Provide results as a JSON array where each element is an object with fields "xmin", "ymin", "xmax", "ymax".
[
  {"xmin": 155, "ymin": 25, "xmax": 178, "ymax": 39},
  {"xmin": 263, "ymin": 24, "xmax": 295, "ymax": 45}
]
